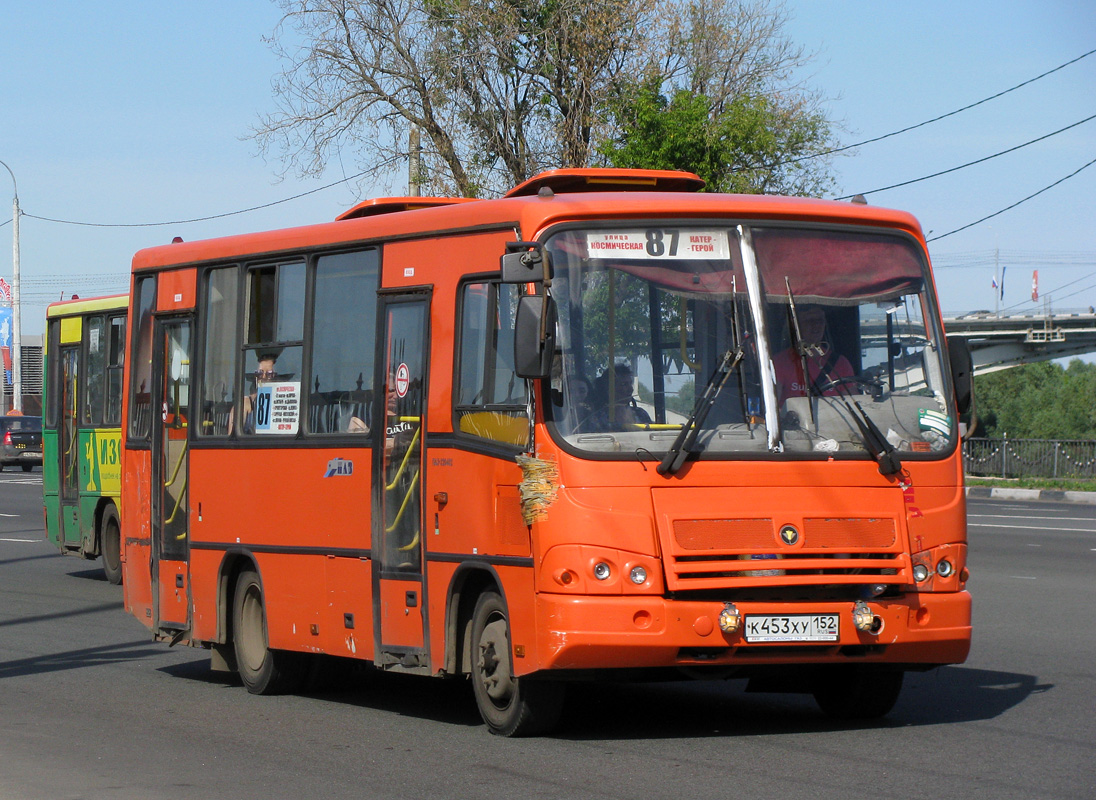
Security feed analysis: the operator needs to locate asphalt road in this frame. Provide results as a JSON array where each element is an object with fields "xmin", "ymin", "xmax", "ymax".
[{"xmin": 2, "ymin": 472, "xmax": 1094, "ymax": 800}]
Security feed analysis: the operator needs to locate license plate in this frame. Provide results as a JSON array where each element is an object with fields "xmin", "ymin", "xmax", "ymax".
[{"xmin": 744, "ymin": 614, "xmax": 840, "ymax": 643}]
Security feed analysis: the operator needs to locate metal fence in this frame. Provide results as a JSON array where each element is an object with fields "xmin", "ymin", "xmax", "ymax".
[{"xmin": 963, "ymin": 438, "xmax": 1096, "ymax": 479}]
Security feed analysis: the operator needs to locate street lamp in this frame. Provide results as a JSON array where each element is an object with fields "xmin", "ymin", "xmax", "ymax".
[{"xmin": 0, "ymin": 158, "xmax": 21, "ymax": 413}]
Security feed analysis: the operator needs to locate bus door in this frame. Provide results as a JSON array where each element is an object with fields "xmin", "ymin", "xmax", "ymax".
[
  {"xmin": 58, "ymin": 345, "xmax": 81, "ymax": 549},
  {"xmin": 150, "ymin": 318, "xmax": 193, "ymax": 631},
  {"xmin": 373, "ymin": 293, "xmax": 430, "ymax": 667}
]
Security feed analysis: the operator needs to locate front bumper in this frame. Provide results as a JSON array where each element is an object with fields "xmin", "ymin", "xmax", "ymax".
[{"xmin": 531, "ymin": 591, "xmax": 971, "ymax": 672}]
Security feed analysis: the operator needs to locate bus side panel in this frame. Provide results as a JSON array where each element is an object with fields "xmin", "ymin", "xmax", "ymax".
[
  {"xmin": 42, "ymin": 429, "xmax": 60, "ymax": 547},
  {"xmin": 121, "ymin": 448, "xmax": 154, "ymax": 627},
  {"xmin": 325, "ymin": 556, "xmax": 375, "ymax": 660},
  {"xmin": 188, "ymin": 446, "xmax": 371, "ymax": 656},
  {"xmin": 425, "ymin": 450, "xmax": 533, "ymax": 673}
]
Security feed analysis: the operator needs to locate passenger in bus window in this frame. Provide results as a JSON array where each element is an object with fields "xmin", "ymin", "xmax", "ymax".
[
  {"xmin": 232, "ymin": 351, "xmax": 280, "ymax": 435},
  {"xmin": 590, "ymin": 363, "xmax": 651, "ymax": 430},
  {"xmin": 772, "ymin": 305, "xmax": 853, "ymax": 404}
]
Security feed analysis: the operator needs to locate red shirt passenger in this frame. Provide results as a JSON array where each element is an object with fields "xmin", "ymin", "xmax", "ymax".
[{"xmin": 772, "ymin": 305, "xmax": 854, "ymax": 404}]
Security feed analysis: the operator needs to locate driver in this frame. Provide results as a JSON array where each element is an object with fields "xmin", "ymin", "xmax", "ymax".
[{"xmin": 772, "ymin": 305, "xmax": 854, "ymax": 404}]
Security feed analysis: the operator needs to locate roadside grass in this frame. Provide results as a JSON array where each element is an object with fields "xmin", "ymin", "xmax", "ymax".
[{"xmin": 965, "ymin": 476, "xmax": 1096, "ymax": 493}]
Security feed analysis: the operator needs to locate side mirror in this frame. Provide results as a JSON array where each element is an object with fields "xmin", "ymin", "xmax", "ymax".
[
  {"xmin": 947, "ymin": 335, "xmax": 974, "ymax": 416},
  {"xmin": 501, "ymin": 241, "xmax": 552, "ymax": 284},
  {"xmin": 514, "ymin": 294, "xmax": 556, "ymax": 379}
]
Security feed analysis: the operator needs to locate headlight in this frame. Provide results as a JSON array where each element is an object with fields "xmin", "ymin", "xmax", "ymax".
[
  {"xmin": 913, "ymin": 563, "xmax": 930, "ymax": 582},
  {"xmin": 718, "ymin": 603, "xmax": 741, "ymax": 633},
  {"xmin": 936, "ymin": 558, "xmax": 954, "ymax": 578},
  {"xmin": 593, "ymin": 561, "xmax": 611, "ymax": 581},
  {"xmin": 629, "ymin": 565, "xmax": 647, "ymax": 585}
]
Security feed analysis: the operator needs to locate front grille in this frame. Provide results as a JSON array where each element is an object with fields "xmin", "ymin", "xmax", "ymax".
[{"xmin": 663, "ymin": 517, "xmax": 910, "ymax": 591}]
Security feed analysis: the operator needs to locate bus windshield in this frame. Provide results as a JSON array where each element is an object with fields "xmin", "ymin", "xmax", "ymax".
[{"xmin": 545, "ymin": 223, "xmax": 954, "ymax": 460}]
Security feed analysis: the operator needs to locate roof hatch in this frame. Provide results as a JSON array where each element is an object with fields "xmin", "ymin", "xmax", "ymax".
[
  {"xmin": 504, "ymin": 168, "xmax": 705, "ymax": 198},
  {"xmin": 336, "ymin": 196, "xmax": 475, "ymax": 221}
]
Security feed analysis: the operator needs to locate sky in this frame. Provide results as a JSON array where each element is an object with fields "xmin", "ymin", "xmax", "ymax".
[{"xmin": 1, "ymin": 1, "xmax": 1094, "ymax": 339}]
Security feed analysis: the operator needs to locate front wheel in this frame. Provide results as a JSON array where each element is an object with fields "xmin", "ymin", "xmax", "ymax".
[
  {"xmin": 812, "ymin": 665, "xmax": 904, "ymax": 719},
  {"xmin": 100, "ymin": 505, "xmax": 123, "ymax": 585},
  {"xmin": 232, "ymin": 568, "xmax": 308, "ymax": 695},
  {"xmin": 470, "ymin": 591, "xmax": 564, "ymax": 736}
]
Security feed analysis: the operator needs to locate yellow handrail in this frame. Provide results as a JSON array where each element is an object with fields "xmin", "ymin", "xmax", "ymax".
[
  {"xmin": 679, "ymin": 297, "xmax": 701, "ymax": 370},
  {"xmin": 386, "ymin": 467, "xmax": 420, "ymax": 536},
  {"xmin": 385, "ymin": 423, "xmax": 421, "ymax": 491}
]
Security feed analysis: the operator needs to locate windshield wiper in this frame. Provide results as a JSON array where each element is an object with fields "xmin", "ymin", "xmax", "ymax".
[{"xmin": 658, "ymin": 346, "xmax": 742, "ymax": 476}]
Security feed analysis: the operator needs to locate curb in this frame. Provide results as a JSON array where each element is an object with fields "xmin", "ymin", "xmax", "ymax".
[{"xmin": 964, "ymin": 486, "xmax": 1096, "ymax": 505}]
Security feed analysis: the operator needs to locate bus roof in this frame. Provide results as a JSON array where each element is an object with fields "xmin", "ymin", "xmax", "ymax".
[
  {"xmin": 131, "ymin": 170, "xmax": 926, "ymax": 272},
  {"xmin": 46, "ymin": 293, "xmax": 129, "ymax": 318}
]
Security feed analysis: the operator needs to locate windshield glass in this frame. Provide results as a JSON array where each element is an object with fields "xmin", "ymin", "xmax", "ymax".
[{"xmin": 545, "ymin": 223, "xmax": 954, "ymax": 460}]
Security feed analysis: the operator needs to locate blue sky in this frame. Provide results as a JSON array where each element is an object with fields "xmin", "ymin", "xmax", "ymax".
[{"xmin": 1, "ymin": 1, "xmax": 1094, "ymax": 336}]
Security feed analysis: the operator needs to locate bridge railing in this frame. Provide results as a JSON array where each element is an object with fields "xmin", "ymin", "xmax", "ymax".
[{"xmin": 963, "ymin": 438, "xmax": 1096, "ymax": 479}]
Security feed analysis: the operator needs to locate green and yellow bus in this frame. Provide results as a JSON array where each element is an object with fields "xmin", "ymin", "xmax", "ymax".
[{"xmin": 44, "ymin": 294, "xmax": 128, "ymax": 584}]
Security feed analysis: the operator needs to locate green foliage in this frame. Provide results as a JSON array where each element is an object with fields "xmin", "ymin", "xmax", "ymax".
[
  {"xmin": 597, "ymin": 79, "xmax": 834, "ymax": 196},
  {"xmin": 974, "ymin": 359, "xmax": 1096, "ymax": 439}
]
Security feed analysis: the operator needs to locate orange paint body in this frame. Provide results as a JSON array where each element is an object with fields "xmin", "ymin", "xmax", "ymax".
[{"xmin": 118, "ymin": 170, "xmax": 970, "ymax": 692}]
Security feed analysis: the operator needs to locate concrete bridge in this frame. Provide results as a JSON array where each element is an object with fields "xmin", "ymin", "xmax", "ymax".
[{"xmin": 943, "ymin": 310, "xmax": 1096, "ymax": 374}]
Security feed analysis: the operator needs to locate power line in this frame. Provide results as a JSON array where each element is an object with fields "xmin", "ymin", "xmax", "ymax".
[
  {"xmin": 759, "ymin": 47, "xmax": 1096, "ymax": 170},
  {"xmin": 21, "ymin": 171, "xmax": 368, "ymax": 228},
  {"xmin": 835, "ymin": 112, "xmax": 1096, "ymax": 200},
  {"xmin": 927, "ymin": 155, "xmax": 1096, "ymax": 242}
]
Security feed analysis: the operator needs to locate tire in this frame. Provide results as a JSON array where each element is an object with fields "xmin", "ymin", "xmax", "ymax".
[
  {"xmin": 100, "ymin": 505, "xmax": 123, "ymax": 585},
  {"xmin": 22, "ymin": 464, "xmax": 33, "ymax": 472},
  {"xmin": 232, "ymin": 568, "xmax": 308, "ymax": 695},
  {"xmin": 812, "ymin": 665, "xmax": 904, "ymax": 720},
  {"xmin": 470, "ymin": 591, "xmax": 564, "ymax": 736}
]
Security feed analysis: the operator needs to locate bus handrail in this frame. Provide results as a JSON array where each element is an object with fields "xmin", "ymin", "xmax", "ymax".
[
  {"xmin": 386, "ymin": 467, "xmax": 420, "ymax": 537},
  {"xmin": 385, "ymin": 423, "xmax": 421, "ymax": 491},
  {"xmin": 679, "ymin": 297, "xmax": 702, "ymax": 371}
]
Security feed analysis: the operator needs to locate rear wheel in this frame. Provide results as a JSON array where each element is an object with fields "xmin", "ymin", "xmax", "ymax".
[
  {"xmin": 470, "ymin": 591, "xmax": 563, "ymax": 736},
  {"xmin": 232, "ymin": 568, "xmax": 307, "ymax": 694},
  {"xmin": 812, "ymin": 665, "xmax": 904, "ymax": 719},
  {"xmin": 21, "ymin": 464, "xmax": 33, "ymax": 472},
  {"xmin": 100, "ymin": 505, "xmax": 123, "ymax": 585}
]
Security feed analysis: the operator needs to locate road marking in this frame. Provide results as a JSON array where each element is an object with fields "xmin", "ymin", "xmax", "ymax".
[
  {"xmin": 1010, "ymin": 576, "xmax": 1037, "ymax": 580},
  {"xmin": 969, "ymin": 514, "xmax": 1096, "ymax": 522},
  {"xmin": 969, "ymin": 522, "xmax": 1096, "ymax": 532},
  {"xmin": 0, "ymin": 513, "xmax": 19, "ymax": 517},
  {"xmin": 0, "ymin": 537, "xmax": 40, "ymax": 543}
]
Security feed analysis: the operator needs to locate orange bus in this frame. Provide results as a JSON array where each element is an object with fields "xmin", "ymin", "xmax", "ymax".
[{"xmin": 121, "ymin": 169, "xmax": 973, "ymax": 735}]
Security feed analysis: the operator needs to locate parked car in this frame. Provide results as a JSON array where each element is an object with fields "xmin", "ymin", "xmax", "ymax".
[{"xmin": 0, "ymin": 415, "xmax": 42, "ymax": 472}]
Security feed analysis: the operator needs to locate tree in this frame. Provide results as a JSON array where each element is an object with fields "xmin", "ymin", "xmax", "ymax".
[
  {"xmin": 253, "ymin": 0, "xmax": 833, "ymax": 197},
  {"xmin": 597, "ymin": 79, "xmax": 834, "ymax": 195},
  {"xmin": 974, "ymin": 360, "xmax": 1096, "ymax": 439},
  {"xmin": 597, "ymin": 0, "xmax": 836, "ymax": 195}
]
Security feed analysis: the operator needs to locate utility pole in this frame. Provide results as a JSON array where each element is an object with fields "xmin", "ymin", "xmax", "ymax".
[
  {"xmin": 409, "ymin": 126, "xmax": 421, "ymax": 197},
  {"xmin": 0, "ymin": 159, "xmax": 20, "ymax": 413}
]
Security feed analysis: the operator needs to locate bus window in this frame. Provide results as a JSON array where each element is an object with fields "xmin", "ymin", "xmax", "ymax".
[
  {"xmin": 455, "ymin": 281, "xmax": 529, "ymax": 447},
  {"xmin": 129, "ymin": 275, "xmax": 156, "ymax": 441},
  {"xmin": 84, "ymin": 315, "xmax": 106, "ymax": 426},
  {"xmin": 106, "ymin": 313, "xmax": 126, "ymax": 427},
  {"xmin": 242, "ymin": 262, "xmax": 304, "ymax": 436},
  {"xmin": 198, "ymin": 267, "xmax": 239, "ymax": 437},
  {"xmin": 308, "ymin": 249, "xmax": 378, "ymax": 434}
]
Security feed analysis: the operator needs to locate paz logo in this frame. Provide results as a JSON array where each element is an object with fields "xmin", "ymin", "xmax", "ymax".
[
  {"xmin": 779, "ymin": 525, "xmax": 800, "ymax": 546},
  {"xmin": 324, "ymin": 458, "xmax": 354, "ymax": 477}
]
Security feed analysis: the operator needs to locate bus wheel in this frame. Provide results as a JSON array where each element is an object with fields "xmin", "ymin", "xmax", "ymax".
[
  {"xmin": 470, "ymin": 591, "xmax": 563, "ymax": 737},
  {"xmin": 812, "ymin": 665, "xmax": 904, "ymax": 720},
  {"xmin": 100, "ymin": 505, "xmax": 123, "ymax": 586},
  {"xmin": 232, "ymin": 569, "xmax": 307, "ymax": 695}
]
